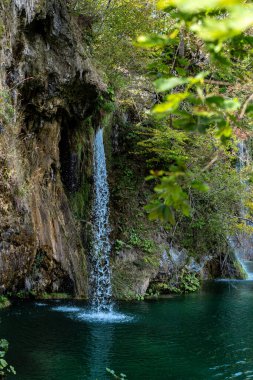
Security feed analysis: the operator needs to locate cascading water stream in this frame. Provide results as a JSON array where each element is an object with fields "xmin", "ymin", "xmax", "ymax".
[
  {"xmin": 90, "ymin": 128, "xmax": 113, "ymax": 312},
  {"xmin": 233, "ymin": 140, "xmax": 253, "ymax": 280}
]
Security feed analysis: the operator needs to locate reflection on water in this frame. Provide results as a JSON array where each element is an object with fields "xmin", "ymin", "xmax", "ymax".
[
  {"xmin": 2, "ymin": 281, "xmax": 253, "ymax": 379},
  {"xmin": 51, "ymin": 305, "xmax": 134, "ymax": 379},
  {"xmin": 87, "ymin": 324, "xmax": 114, "ymax": 380}
]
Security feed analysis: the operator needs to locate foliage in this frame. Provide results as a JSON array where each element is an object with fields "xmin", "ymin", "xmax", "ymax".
[
  {"xmin": 135, "ymin": 114, "xmax": 245, "ymax": 257},
  {"xmin": 149, "ymin": 270, "xmax": 200, "ymax": 295},
  {"xmin": 0, "ymin": 296, "xmax": 10, "ymax": 309},
  {"xmin": 179, "ymin": 270, "xmax": 200, "ymax": 293},
  {"xmin": 136, "ymin": 0, "xmax": 253, "ymax": 223},
  {"xmin": 128, "ymin": 229, "xmax": 155, "ymax": 254},
  {"xmin": 114, "ymin": 239, "xmax": 131, "ymax": 252},
  {"xmin": 149, "ymin": 282, "xmax": 181, "ymax": 295},
  {"xmin": 0, "ymin": 339, "xmax": 16, "ymax": 378},
  {"xmin": 71, "ymin": 0, "xmax": 165, "ymax": 88},
  {"xmin": 7, "ymin": 291, "xmax": 71, "ymax": 300},
  {"xmin": 106, "ymin": 368, "xmax": 127, "ymax": 380}
]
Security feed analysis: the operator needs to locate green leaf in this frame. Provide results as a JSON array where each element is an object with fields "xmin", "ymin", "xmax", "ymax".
[
  {"xmin": 154, "ymin": 77, "xmax": 188, "ymax": 92},
  {"xmin": 145, "ymin": 201, "xmax": 175, "ymax": 223},
  {"xmin": 153, "ymin": 92, "xmax": 189, "ymax": 114},
  {"xmin": 246, "ymin": 104, "xmax": 253, "ymax": 115},
  {"xmin": 0, "ymin": 340, "xmax": 8, "ymax": 353},
  {"xmin": 191, "ymin": 6, "xmax": 253, "ymax": 42},
  {"xmin": 206, "ymin": 96, "xmax": 240, "ymax": 111},
  {"xmin": 9, "ymin": 365, "xmax": 16, "ymax": 375},
  {"xmin": 222, "ymin": 99, "xmax": 241, "ymax": 112},
  {"xmin": 0, "ymin": 359, "xmax": 8, "ymax": 368},
  {"xmin": 136, "ymin": 34, "xmax": 169, "ymax": 48},
  {"xmin": 158, "ymin": 0, "xmax": 243, "ymax": 13},
  {"xmin": 215, "ymin": 122, "xmax": 233, "ymax": 139},
  {"xmin": 191, "ymin": 180, "xmax": 209, "ymax": 192},
  {"xmin": 188, "ymin": 71, "xmax": 209, "ymax": 85},
  {"xmin": 176, "ymin": 67, "xmax": 187, "ymax": 76},
  {"xmin": 206, "ymin": 95, "xmax": 225, "ymax": 107}
]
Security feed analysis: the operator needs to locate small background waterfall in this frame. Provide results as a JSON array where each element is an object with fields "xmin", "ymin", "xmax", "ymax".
[
  {"xmin": 233, "ymin": 140, "xmax": 253, "ymax": 279},
  {"xmin": 90, "ymin": 128, "xmax": 113, "ymax": 312}
]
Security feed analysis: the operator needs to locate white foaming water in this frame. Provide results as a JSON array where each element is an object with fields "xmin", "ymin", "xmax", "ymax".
[
  {"xmin": 90, "ymin": 128, "xmax": 113, "ymax": 312},
  {"xmin": 52, "ymin": 306, "xmax": 81, "ymax": 313},
  {"xmin": 51, "ymin": 305, "xmax": 134, "ymax": 324},
  {"xmin": 75, "ymin": 311, "xmax": 134, "ymax": 324},
  {"xmin": 14, "ymin": 0, "xmax": 36, "ymax": 23}
]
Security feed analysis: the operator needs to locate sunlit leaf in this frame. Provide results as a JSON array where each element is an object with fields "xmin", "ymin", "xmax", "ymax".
[
  {"xmin": 154, "ymin": 77, "xmax": 188, "ymax": 92},
  {"xmin": 222, "ymin": 99, "xmax": 241, "ymax": 112},
  {"xmin": 153, "ymin": 92, "xmax": 189, "ymax": 114},
  {"xmin": 158, "ymin": 0, "xmax": 243, "ymax": 13},
  {"xmin": 0, "ymin": 359, "xmax": 7, "ymax": 369},
  {"xmin": 0, "ymin": 340, "xmax": 8, "ymax": 353},
  {"xmin": 216, "ymin": 122, "xmax": 233, "ymax": 139},
  {"xmin": 191, "ymin": 6, "xmax": 253, "ymax": 41},
  {"xmin": 206, "ymin": 96, "xmax": 240, "ymax": 112},
  {"xmin": 136, "ymin": 34, "xmax": 169, "ymax": 48},
  {"xmin": 188, "ymin": 71, "xmax": 209, "ymax": 85}
]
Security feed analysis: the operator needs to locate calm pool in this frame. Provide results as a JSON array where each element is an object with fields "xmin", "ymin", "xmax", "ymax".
[{"xmin": 1, "ymin": 281, "xmax": 253, "ymax": 379}]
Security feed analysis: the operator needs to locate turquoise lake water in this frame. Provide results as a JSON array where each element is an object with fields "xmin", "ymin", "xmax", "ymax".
[{"xmin": 1, "ymin": 280, "xmax": 253, "ymax": 380}]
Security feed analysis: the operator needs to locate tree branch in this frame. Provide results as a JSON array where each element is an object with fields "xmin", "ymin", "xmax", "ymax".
[{"xmin": 239, "ymin": 93, "xmax": 253, "ymax": 119}]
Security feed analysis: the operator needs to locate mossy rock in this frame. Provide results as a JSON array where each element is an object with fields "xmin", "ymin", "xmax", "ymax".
[
  {"xmin": 9, "ymin": 291, "xmax": 72, "ymax": 300},
  {"xmin": 234, "ymin": 260, "xmax": 247, "ymax": 279}
]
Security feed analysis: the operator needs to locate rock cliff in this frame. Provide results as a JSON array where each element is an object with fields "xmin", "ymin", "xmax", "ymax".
[{"xmin": 0, "ymin": 0, "xmax": 105, "ymax": 297}]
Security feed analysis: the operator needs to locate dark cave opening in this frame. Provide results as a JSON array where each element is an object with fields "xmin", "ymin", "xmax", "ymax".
[{"xmin": 59, "ymin": 111, "xmax": 81, "ymax": 194}]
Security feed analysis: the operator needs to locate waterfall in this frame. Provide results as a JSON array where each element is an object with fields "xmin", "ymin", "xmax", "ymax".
[
  {"xmin": 234, "ymin": 140, "xmax": 253, "ymax": 280},
  {"xmin": 237, "ymin": 140, "xmax": 250, "ymax": 174},
  {"xmin": 90, "ymin": 128, "xmax": 113, "ymax": 312}
]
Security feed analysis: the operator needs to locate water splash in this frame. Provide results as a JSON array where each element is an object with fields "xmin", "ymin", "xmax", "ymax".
[
  {"xmin": 90, "ymin": 128, "xmax": 113, "ymax": 312},
  {"xmin": 51, "ymin": 305, "xmax": 134, "ymax": 324},
  {"xmin": 13, "ymin": 0, "xmax": 37, "ymax": 23},
  {"xmin": 76, "ymin": 311, "xmax": 133, "ymax": 324},
  {"xmin": 52, "ymin": 306, "xmax": 81, "ymax": 313}
]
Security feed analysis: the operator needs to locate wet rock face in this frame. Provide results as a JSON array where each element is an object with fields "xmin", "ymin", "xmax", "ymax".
[
  {"xmin": 25, "ymin": 248, "xmax": 74, "ymax": 294},
  {"xmin": 0, "ymin": 0, "xmax": 105, "ymax": 296}
]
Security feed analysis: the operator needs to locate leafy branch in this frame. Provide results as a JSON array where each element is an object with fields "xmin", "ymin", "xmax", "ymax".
[
  {"xmin": 0, "ymin": 339, "xmax": 16, "ymax": 378},
  {"xmin": 136, "ymin": 0, "xmax": 253, "ymax": 223}
]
